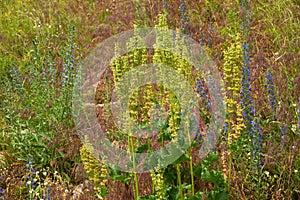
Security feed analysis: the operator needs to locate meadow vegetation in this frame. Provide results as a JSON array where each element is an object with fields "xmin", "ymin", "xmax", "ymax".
[{"xmin": 0, "ymin": 0, "xmax": 299, "ymax": 199}]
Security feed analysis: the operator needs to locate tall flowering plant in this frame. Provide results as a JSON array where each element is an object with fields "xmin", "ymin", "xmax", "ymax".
[
  {"xmin": 240, "ymin": 0, "xmax": 264, "ymax": 170},
  {"xmin": 223, "ymin": 33, "xmax": 245, "ymax": 146},
  {"xmin": 222, "ymin": 33, "xmax": 245, "ymax": 188},
  {"xmin": 179, "ymin": 0, "xmax": 189, "ymax": 35},
  {"xmin": 240, "ymin": 0, "xmax": 254, "ymax": 133}
]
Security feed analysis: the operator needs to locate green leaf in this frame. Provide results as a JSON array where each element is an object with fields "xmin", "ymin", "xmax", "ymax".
[
  {"xmin": 109, "ymin": 168, "xmax": 123, "ymax": 181},
  {"xmin": 201, "ymin": 170, "xmax": 226, "ymax": 188},
  {"xmin": 136, "ymin": 143, "xmax": 149, "ymax": 153},
  {"xmin": 166, "ymin": 187, "xmax": 179, "ymax": 200},
  {"xmin": 193, "ymin": 165, "xmax": 202, "ymax": 177},
  {"xmin": 207, "ymin": 190, "xmax": 229, "ymax": 200},
  {"xmin": 190, "ymin": 190, "xmax": 204, "ymax": 200},
  {"xmin": 109, "ymin": 167, "xmax": 130, "ymax": 184},
  {"xmin": 137, "ymin": 195, "xmax": 156, "ymax": 200},
  {"xmin": 173, "ymin": 153, "xmax": 190, "ymax": 165},
  {"xmin": 100, "ymin": 187, "xmax": 108, "ymax": 196},
  {"xmin": 205, "ymin": 151, "xmax": 219, "ymax": 163}
]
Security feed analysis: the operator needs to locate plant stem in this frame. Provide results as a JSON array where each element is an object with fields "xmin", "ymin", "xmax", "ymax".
[
  {"xmin": 129, "ymin": 136, "xmax": 139, "ymax": 199},
  {"xmin": 227, "ymin": 122, "xmax": 232, "ymax": 193},
  {"xmin": 228, "ymin": 151, "xmax": 232, "ymax": 192},
  {"xmin": 187, "ymin": 120, "xmax": 195, "ymax": 196},
  {"xmin": 189, "ymin": 148, "xmax": 195, "ymax": 196},
  {"xmin": 176, "ymin": 164, "xmax": 183, "ymax": 200}
]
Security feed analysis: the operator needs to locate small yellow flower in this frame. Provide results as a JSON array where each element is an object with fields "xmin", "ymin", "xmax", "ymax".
[{"xmin": 4, "ymin": 11, "xmax": 11, "ymax": 17}]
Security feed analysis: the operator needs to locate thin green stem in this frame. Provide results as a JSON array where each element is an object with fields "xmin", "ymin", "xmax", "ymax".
[
  {"xmin": 189, "ymin": 148, "xmax": 195, "ymax": 196},
  {"xmin": 227, "ymin": 120, "xmax": 232, "ymax": 193},
  {"xmin": 187, "ymin": 121, "xmax": 195, "ymax": 196},
  {"xmin": 129, "ymin": 136, "xmax": 139, "ymax": 199},
  {"xmin": 228, "ymin": 151, "xmax": 232, "ymax": 192},
  {"xmin": 177, "ymin": 164, "xmax": 183, "ymax": 200}
]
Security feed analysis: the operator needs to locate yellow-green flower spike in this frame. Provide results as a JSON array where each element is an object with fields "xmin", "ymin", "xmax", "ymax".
[
  {"xmin": 223, "ymin": 33, "xmax": 244, "ymax": 145},
  {"xmin": 80, "ymin": 136, "xmax": 108, "ymax": 198},
  {"xmin": 150, "ymin": 168, "xmax": 165, "ymax": 200}
]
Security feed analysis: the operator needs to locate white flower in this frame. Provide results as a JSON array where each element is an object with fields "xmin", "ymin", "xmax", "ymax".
[
  {"xmin": 21, "ymin": 129, "xmax": 28, "ymax": 134},
  {"xmin": 291, "ymin": 124, "xmax": 297, "ymax": 133},
  {"xmin": 264, "ymin": 171, "xmax": 269, "ymax": 176}
]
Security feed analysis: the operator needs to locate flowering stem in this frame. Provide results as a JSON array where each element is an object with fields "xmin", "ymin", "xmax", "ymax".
[
  {"xmin": 189, "ymin": 148, "xmax": 195, "ymax": 196},
  {"xmin": 227, "ymin": 119, "xmax": 232, "ymax": 192},
  {"xmin": 176, "ymin": 164, "xmax": 183, "ymax": 200},
  {"xmin": 228, "ymin": 151, "xmax": 233, "ymax": 192},
  {"xmin": 129, "ymin": 135, "xmax": 139, "ymax": 199},
  {"xmin": 298, "ymin": 98, "xmax": 300, "ymax": 135},
  {"xmin": 188, "ymin": 118, "xmax": 195, "ymax": 196}
]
